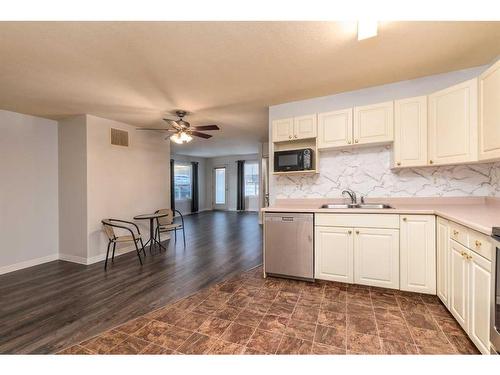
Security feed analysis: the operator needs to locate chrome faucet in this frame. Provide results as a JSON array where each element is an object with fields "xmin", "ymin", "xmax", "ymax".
[{"xmin": 342, "ymin": 189, "xmax": 357, "ymax": 205}]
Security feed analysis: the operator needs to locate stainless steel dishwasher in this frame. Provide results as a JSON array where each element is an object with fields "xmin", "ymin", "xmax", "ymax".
[{"xmin": 264, "ymin": 212, "xmax": 314, "ymax": 280}]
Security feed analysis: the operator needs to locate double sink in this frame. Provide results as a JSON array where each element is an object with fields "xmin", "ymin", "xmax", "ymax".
[{"xmin": 321, "ymin": 203, "xmax": 393, "ymax": 209}]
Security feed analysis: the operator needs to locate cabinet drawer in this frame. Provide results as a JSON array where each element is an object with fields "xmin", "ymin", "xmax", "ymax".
[
  {"xmin": 315, "ymin": 214, "xmax": 399, "ymax": 229},
  {"xmin": 469, "ymin": 230, "xmax": 493, "ymax": 261},
  {"xmin": 449, "ymin": 221, "xmax": 469, "ymax": 248}
]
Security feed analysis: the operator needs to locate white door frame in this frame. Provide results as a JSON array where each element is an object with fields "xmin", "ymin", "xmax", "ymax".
[{"xmin": 212, "ymin": 165, "xmax": 228, "ymax": 210}]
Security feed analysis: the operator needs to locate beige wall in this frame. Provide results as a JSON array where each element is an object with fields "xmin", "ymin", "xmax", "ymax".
[
  {"xmin": 0, "ymin": 110, "xmax": 59, "ymax": 273},
  {"xmin": 85, "ymin": 115, "xmax": 170, "ymax": 261},
  {"xmin": 58, "ymin": 115, "xmax": 88, "ymax": 263}
]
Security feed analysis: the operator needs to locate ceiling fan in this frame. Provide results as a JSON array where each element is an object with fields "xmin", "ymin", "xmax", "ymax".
[{"xmin": 137, "ymin": 110, "xmax": 220, "ymax": 144}]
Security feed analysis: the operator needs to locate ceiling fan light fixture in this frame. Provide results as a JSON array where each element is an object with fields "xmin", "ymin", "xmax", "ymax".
[{"xmin": 170, "ymin": 131, "xmax": 193, "ymax": 144}]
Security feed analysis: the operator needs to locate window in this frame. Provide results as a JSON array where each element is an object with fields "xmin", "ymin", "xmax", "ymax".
[
  {"xmin": 215, "ymin": 167, "xmax": 226, "ymax": 205},
  {"xmin": 174, "ymin": 164, "xmax": 192, "ymax": 200},
  {"xmin": 244, "ymin": 162, "xmax": 259, "ymax": 197}
]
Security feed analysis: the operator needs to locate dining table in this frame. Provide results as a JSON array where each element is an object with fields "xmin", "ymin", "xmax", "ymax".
[{"xmin": 133, "ymin": 212, "xmax": 168, "ymax": 253}]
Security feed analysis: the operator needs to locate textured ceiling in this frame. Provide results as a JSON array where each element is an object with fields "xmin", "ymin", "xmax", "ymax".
[{"xmin": 1, "ymin": 21, "xmax": 500, "ymax": 157}]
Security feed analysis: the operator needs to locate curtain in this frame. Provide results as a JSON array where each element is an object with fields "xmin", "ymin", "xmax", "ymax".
[
  {"xmin": 191, "ymin": 161, "xmax": 199, "ymax": 213},
  {"xmin": 170, "ymin": 159, "xmax": 175, "ymax": 211},
  {"xmin": 236, "ymin": 160, "xmax": 245, "ymax": 211}
]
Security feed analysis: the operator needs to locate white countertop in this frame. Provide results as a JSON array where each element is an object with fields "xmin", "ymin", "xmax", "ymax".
[{"xmin": 262, "ymin": 197, "xmax": 500, "ymax": 236}]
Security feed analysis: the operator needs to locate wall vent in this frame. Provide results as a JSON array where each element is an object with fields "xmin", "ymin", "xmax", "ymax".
[{"xmin": 110, "ymin": 128, "xmax": 129, "ymax": 147}]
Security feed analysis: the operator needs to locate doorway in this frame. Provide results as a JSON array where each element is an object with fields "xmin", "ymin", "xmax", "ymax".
[{"xmin": 213, "ymin": 166, "xmax": 227, "ymax": 210}]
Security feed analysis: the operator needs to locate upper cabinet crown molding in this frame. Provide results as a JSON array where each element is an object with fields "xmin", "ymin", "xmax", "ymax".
[
  {"xmin": 353, "ymin": 101, "xmax": 394, "ymax": 146},
  {"xmin": 317, "ymin": 108, "xmax": 353, "ymax": 149},
  {"xmin": 479, "ymin": 59, "xmax": 500, "ymax": 161},
  {"xmin": 428, "ymin": 78, "xmax": 478, "ymax": 166},
  {"xmin": 394, "ymin": 96, "xmax": 428, "ymax": 168}
]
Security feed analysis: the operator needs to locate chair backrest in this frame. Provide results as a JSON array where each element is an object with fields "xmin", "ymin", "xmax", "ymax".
[
  {"xmin": 156, "ymin": 209, "xmax": 174, "ymax": 226},
  {"xmin": 102, "ymin": 220, "xmax": 115, "ymax": 240}
]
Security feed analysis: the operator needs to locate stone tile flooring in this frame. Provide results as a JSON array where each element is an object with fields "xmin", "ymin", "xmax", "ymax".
[{"xmin": 58, "ymin": 266, "xmax": 480, "ymax": 355}]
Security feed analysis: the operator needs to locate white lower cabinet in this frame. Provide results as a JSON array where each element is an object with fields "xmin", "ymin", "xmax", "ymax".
[
  {"xmin": 436, "ymin": 217, "xmax": 450, "ymax": 307},
  {"xmin": 353, "ymin": 228, "xmax": 400, "ymax": 289},
  {"xmin": 450, "ymin": 239, "xmax": 469, "ymax": 329},
  {"xmin": 399, "ymin": 215, "xmax": 436, "ymax": 294},
  {"xmin": 468, "ymin": 250, "xmax": 491, "ymax": 354},
  {"xmin": 314, "ymin": 226, "xmax": 354, "ymax": 283}
]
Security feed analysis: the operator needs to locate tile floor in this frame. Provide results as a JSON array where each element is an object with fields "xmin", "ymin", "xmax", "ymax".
[{"xmin": 58, "ymin": 266, "xmax": 480, "ymax": 355}]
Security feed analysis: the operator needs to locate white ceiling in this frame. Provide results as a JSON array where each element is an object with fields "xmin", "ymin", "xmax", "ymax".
[{"xmin": 1, "ymin": 21, "xmax": 500, "ymax": 157}]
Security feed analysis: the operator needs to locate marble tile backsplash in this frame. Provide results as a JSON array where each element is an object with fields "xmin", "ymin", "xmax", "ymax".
[{"xmin": 272, "ymin": 146, "xmax": 500, "ymax": 199}]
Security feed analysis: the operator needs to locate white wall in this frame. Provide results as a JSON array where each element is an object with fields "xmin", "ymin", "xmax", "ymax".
[
  {"xmin": 268, "ymin": 65, "xmax": 491, "ymax": 203},
  {"xmin": 58, "ymin": 115, "xmax": 88, "ymax": 263},
  {"xmin": 206, "ymin": 154, "xmax": 259, "ymax": 211},
  {"xmin": 172, "ymin": 154, "xmax": 210, "ymax": 214},
  {"xmin": 0, "ymin": 110, "xmax": 59, "ymax": 273},
  {"xmin": 86, "ymin": 115, "xmax": 170, "ymax": 261}
]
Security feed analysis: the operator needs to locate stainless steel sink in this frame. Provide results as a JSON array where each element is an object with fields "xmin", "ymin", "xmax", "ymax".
[
  {"xmin": 321, "ymin": 203, "xmax": 392, "ymax": 209},
  {"xmin": 321, "ymin": 204, "xmax": 359, "ymax": 209}
]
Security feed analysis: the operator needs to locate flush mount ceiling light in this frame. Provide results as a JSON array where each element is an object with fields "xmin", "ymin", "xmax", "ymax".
[{"xmin": 357, "ymin": 20, "xmax": 378, "ymax": 40}]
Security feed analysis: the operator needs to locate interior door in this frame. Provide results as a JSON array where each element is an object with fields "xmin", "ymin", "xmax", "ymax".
[{"xmin": 213, "ymin": 166, "xmax": 227, "ymax": 210}]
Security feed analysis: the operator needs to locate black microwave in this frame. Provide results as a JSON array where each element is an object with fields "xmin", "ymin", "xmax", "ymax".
[{"xmin": 274, "ymin": 148, "xmax": 313, "ymax": 172}]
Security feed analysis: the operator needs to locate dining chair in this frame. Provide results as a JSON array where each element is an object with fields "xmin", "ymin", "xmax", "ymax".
[
  {"xmin": 101, "ymin": 219, "xmax": 146, "ymax": 270},
  {"xmin": 154, "ymin": 208, "xmax": 186, "ymax": 247}
]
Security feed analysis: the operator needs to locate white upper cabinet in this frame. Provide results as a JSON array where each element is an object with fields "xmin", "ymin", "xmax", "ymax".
[
  {"xmin": 399, "ymin": 215, "xmax": 436, "ymax": 294},
  {"xmin": 394, "ymin": 96, "xmax": 428, "ymax": 168},
  {"xmin": 272, "ymin": 118, "xmax": 294, "ymax": 142},
  {"xmin": 317, "ymin": 109, "xmax": 353, "ymax": 149},
  {"xmin": 479, "ymin": 59, "xmax": 500, "ymax": 161},
  {"xmin": 353, "ymin": 227, "xmax": 399, "ymax": 289},
  {"xmin": 428, "ymin": 79, "xmax": 478, "ymax": 166},
  {"xmin": 353, "ymin": 101, "xmax": 394, "ymax": 145},
  {"xmin": 293, "ymin": 114, "xmax": 317, "ymax": 140}
]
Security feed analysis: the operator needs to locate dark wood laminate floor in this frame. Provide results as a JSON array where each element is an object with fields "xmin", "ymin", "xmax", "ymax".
[{"xmin": 0, "ymin": 211, "xmax": 262, "ymax": 354}]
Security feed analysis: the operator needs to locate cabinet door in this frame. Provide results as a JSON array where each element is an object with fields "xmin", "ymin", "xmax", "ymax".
[
  {"xmin": 449, "ymin": 239, "xmax": 469, "ymax": 330},
  {"xmin": 468, "ymin": 251, "xmax": 491, "ymax": 354},
  {"xmin": 400, "ymin": 215, "xmax": 436, "ymax": 294},
  {"xmin": 294, "ymin": 114, "xmax": 317, "ymax": 140},
  {"xmin": 317, "ymin": 109, "xmax": 353, "ymax": 149},
  {"xmin": 428, "ymin": 79, "xmax": 478, "ymax": 165},
  {"xmin": 314, "ymin": 226, "xmax": 354, "ymax": 283},
  {"xmin": 479, "ymin": 59, "xmax": 500, "ymax": 161},
  {"xmin": 394, "ymin": 96, "xmax": 428, "ymax": 167},
  {"xmin": 353, "ymin": 101, "xmax": 394, "ymax": 145},
  {"xmin": 272, "ymin": 118, "xmax": 294, "ymax": 142},
  {"xmin": 354, "ymin": 228, "xmax": 399, "ymax": 289},
  {"xmin": 436, "ymin": 217, "xmax": 450, "ymax": 307}
]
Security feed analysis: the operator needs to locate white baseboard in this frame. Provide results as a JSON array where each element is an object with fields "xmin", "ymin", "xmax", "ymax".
[
  {"xmin": 0, "ymin": 253, "xmax": 59, "ymax": 275},
  {"xmin": 59, "ymin": 253, "xmax": 88, "ymax": 265},
  {"xmin": 86, "ymin": 245, "xmax": 137, "ymax": 265}
]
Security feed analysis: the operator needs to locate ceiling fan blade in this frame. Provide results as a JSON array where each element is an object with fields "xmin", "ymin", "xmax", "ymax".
[
  {"xmin": 136, "ymin": 128, "xmax": 170, "ymax": 131},
  {"xmin": 190, "ymin": 131, "xmax": 212, "ymax": 139},
  {"xmin": 191, "ymin": 125, "xmax": 220, "ymax": 131},
  {"xmin": 163, "ymin": 118, "xmax": 182, "ymax": 129}
]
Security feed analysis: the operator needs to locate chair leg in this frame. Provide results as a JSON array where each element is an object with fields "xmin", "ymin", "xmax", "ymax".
[
  {"xmin": 140, "ymin": 238, "xmax": 146, "ymax": 256},
  {"xmin": 111, "ymin": 242, "xmax": 116, "ymax": 262},
  {"xmin": 104, "ymin": 241, "xmax": 111, "ymax": 270},
  {"xmin": 182, "ymin": 226, "xmax": 186, "ymax": 247},
  {"xmin": 134, "ymin": 241, "xmax": 143, "ymax": 265}
]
